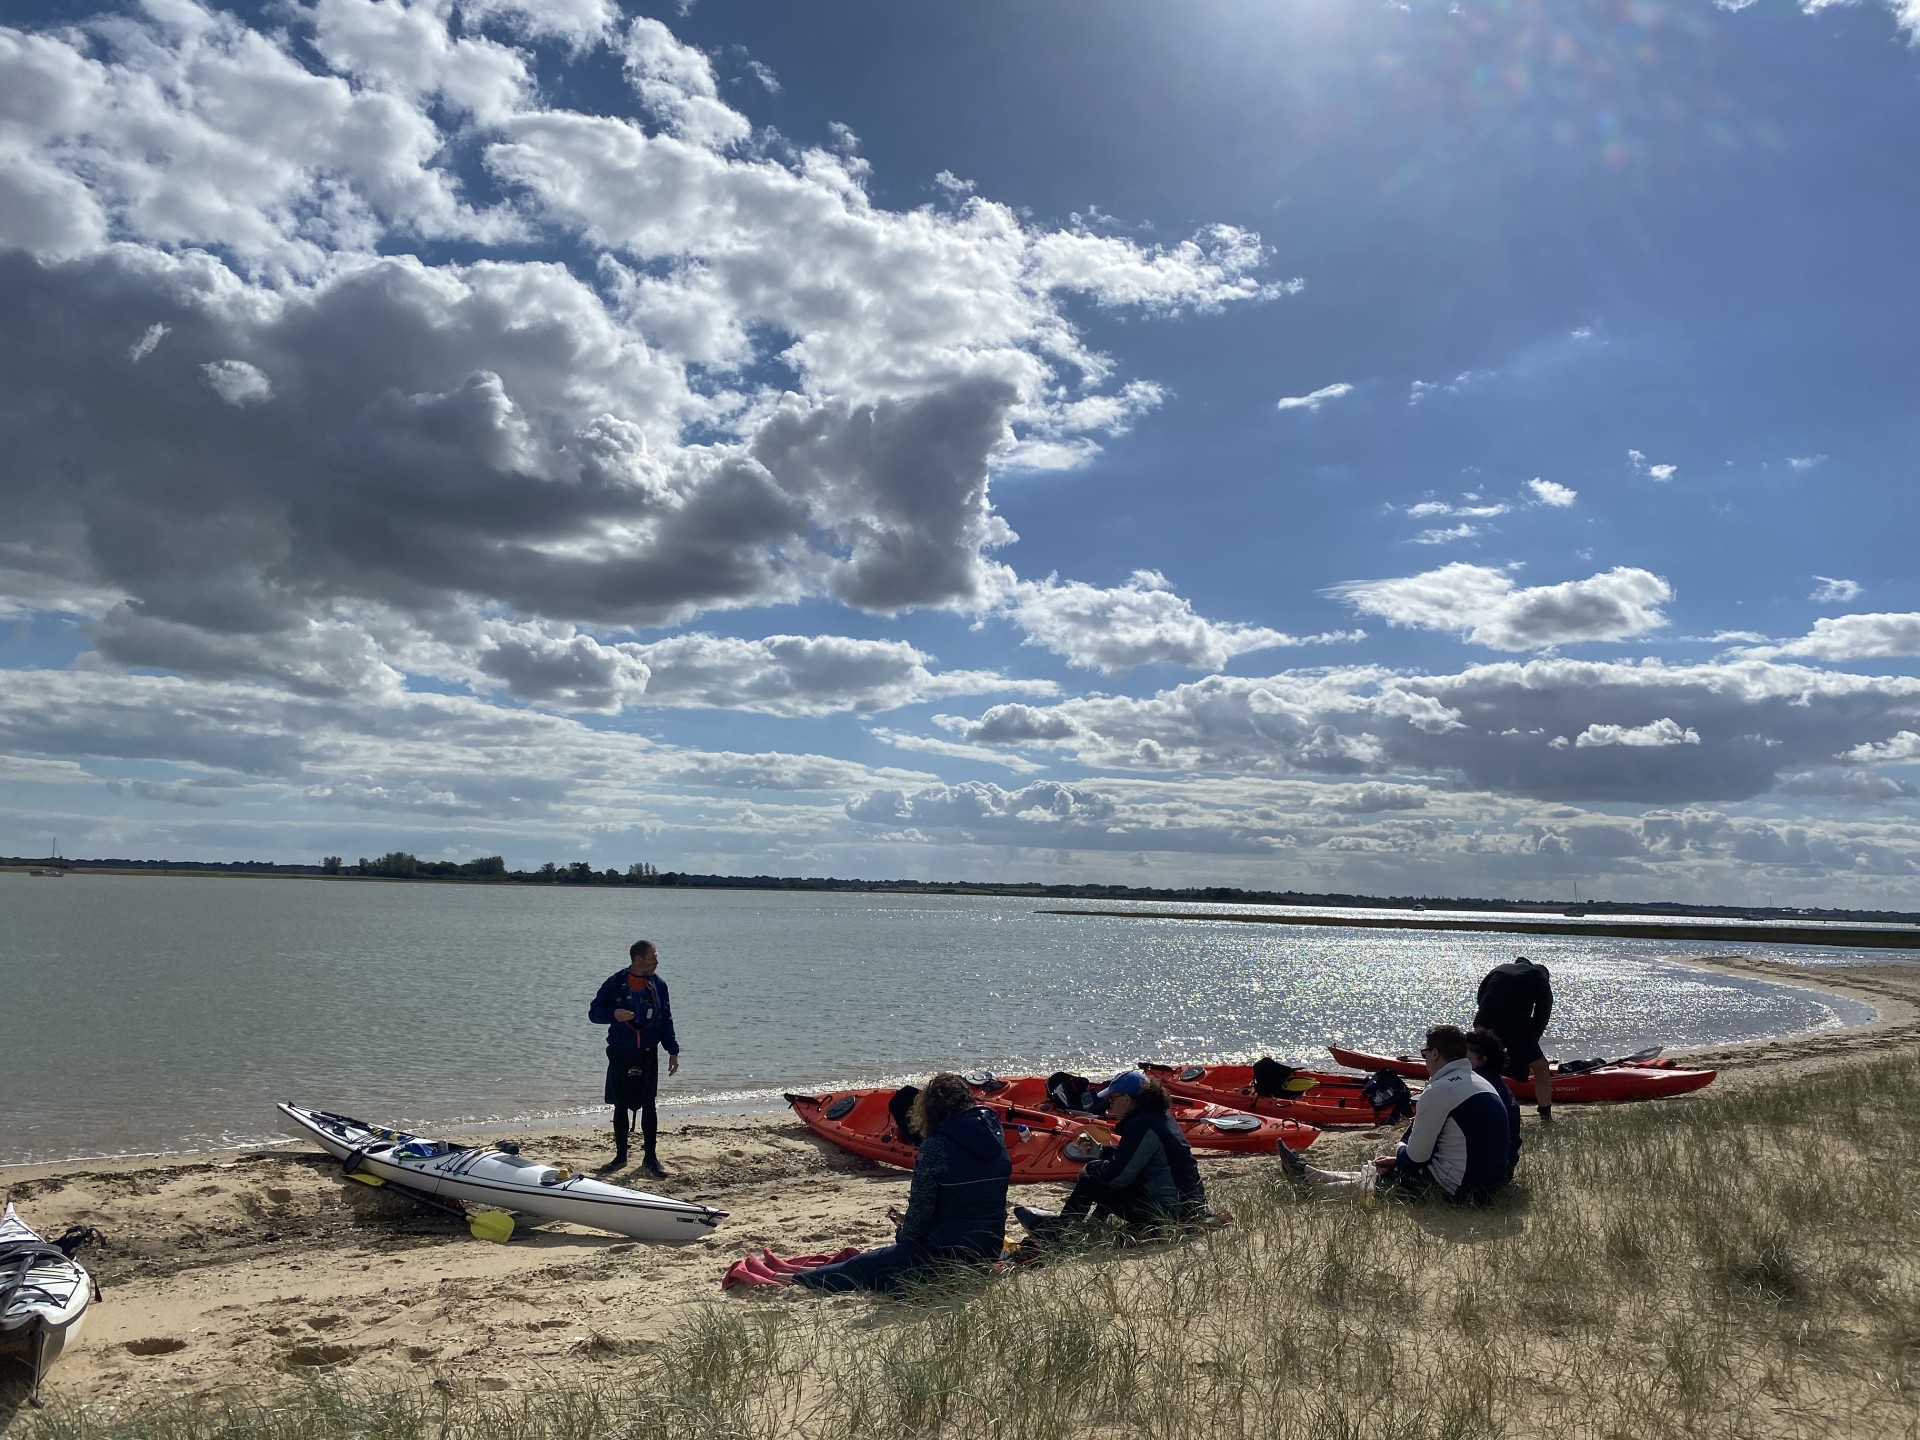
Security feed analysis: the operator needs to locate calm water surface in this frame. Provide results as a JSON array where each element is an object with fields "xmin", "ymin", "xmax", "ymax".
[{"xmin": 0, "ymin": 875, "xmax": 1879, "ymax": 1165}]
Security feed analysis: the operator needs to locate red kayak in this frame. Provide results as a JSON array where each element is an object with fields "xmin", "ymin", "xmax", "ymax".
[
  {"xmin": 785, "ymin": 1089, "xmax": 1100, "ymax": 1184},
  {"xmin": 1325, "ymin": 1046, "xmax": 1717, "ymax": 1104},
  {"xmin": 1142, "ymin": 1062, "xmax": 1409, "ymax": 1128},
  {"xmin": 964, "ymin": 1073, "xmax": 1318, "ymax": 1154}
]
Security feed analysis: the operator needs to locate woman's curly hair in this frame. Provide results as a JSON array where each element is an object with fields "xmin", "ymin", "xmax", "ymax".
[{"xmin": 909, "ymin": 1073, "xmax": 976, "ymax": 1138}]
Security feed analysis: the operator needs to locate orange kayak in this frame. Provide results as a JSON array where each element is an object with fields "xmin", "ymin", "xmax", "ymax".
[
  {"xmin": 1326, "ymin": 1046, "xmax": 1717, "ymax": 1104},
  {"xmin": 1143, "ymin": 1061, "xmax": 1407, "ymax": 1128},
  {"xmin": 965, "ymin": 1073, "xmax": 1317, "ymax": 1154},
  {"xmin": 784, "ymin": 1089, "xmax": 1100, "ymax": 1184}
]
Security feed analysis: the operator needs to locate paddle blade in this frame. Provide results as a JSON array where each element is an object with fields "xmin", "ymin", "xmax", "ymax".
[
  {"xmin": 346, "ymin": 1171, "xmax": 386, "ymax": 1187},
  {"xmin": 1282, "ymin": 1077, "xmax": 1320, "ymax": 1093},
  {"xmin": 467, "ymin": 1210, "xmax": 514, "ymax": 1243},
  {"xmin": 1617, "ymin": 1045, "xmax": 1664, "ymax": 1065}
]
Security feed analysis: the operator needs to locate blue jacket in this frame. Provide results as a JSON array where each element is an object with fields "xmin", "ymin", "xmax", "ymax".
[
  {"xmin": 589, "ymin": 971, "xmax": 679, "ymax": 1055},
  {"xmin": 1084, "ymin": 1105, "xmax": 1206, "ymax": 1214},
  {"xmin": 1476, "ymin": 1063, "xmax": 1523, "ymax": 1176},
  {"xmin": 895, "ymin": 1105, "xmax": 1011, "ymax": 1258}
]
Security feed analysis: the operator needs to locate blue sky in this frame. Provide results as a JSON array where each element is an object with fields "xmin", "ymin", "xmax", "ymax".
[{"xmin": 2, "ymin": 0, "xmax": 1918, "ymax": 903}]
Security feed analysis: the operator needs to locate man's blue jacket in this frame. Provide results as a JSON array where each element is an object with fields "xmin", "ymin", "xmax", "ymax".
[{"xmin": 589, "ymin": 970, "xmax": 679, "ymax": 1055}]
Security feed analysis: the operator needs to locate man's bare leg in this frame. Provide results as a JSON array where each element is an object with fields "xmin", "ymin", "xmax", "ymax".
[{"xmin": 1531, "ymin": 1057, "xmax": 1554, "ymax": 1122}]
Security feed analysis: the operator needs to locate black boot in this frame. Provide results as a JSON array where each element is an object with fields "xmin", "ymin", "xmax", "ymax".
[
  {"xmin": 641, "ymin": 1151, "xmax": 667, "ymax": 1178},
  {"xmin": 1014, "ymin": 1204, "xmax": 1068, "ymax": 1238},
  {"xmin": 598, "ymin": 1110, "xmax": 631, "ymax": 1171}
]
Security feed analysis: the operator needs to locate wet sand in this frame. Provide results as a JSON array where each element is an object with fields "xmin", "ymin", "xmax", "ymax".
[{"xmin": 4, "ymin": 953, "xmax": 1915, "ymax": 1419}]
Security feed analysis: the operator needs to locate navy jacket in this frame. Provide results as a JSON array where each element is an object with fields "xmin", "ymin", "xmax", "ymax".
[
  {"xmin": 589, "ymin": 971, "xmax": 679, "ymax": 1055},
  {"xmin": 1083, "ymin": 1106, "xmax": 1206, "ymax": 1214},
  {"xmin": 1475, "ymin": 1063, "xmax": 1523, "ymax": 1176},
  {"xmin": 896, "ymin": 1105, "xmax": 1011, "ymax": 1258}
]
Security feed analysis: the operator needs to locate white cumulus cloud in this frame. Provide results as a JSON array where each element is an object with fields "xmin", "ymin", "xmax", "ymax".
[
  {"xmin": 1628, "ymin": 449, "xmax": 1677, "ymax": 482},
  {"xmin": 1004, "ymin": 570, "xmax": 1360, "ymax": 675},
  {"xmin": 200, "ymin": 359, "xmax": 272, "ymax": 406},
  {"xmin": 1845, "ymin": 732, "xmax": 1920, "ymax": 765},
  {"xmin": 1327, "ymin": 563, "xmax": 1673, "ymax": 651},
  {"xmin": 1527, "ymin": 478, "xmax": 1576, "ymax": 507},
  {"xmin": 1771, "ymin": 613, "xmax": 1920, "ymax": 662},
  {"xmin": 1573, "ymin": 718, "xmax": 1701, "ymax": 748},
  {"xmin": 1809, "ymin": 576, "xmax": 1862, "ymax": 604}
]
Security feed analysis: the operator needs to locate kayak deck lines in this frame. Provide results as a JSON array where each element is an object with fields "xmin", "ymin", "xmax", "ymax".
[{"xmin": 278, "ymin": 1103, "xmax": 726, "ymax": 1244}]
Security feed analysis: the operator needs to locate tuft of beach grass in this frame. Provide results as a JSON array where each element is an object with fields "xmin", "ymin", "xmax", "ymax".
[{"xmin": 17, "ymin": 1050, "xmax": 1920, "ymax": 1440}]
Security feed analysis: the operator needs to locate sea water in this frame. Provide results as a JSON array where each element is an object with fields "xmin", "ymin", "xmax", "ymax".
[{"xmin": 0, "ymin": 874, "xmax": 1879, "ymax": 1165}]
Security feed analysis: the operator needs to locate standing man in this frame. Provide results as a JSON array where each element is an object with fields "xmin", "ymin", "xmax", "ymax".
[
  {"xmin": 1473, "ymin": 954, "xmax": 1555, "ymax": 1123},
  {"xmin": 589, "ymin": 940, "xmax": 681, "ymax": 1176}
]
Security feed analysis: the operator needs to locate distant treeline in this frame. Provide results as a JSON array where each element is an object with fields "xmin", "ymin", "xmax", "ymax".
[
  {"xmin": 340, "ymin": 852, "xmax": 664, "ymax": 884},
  {"xmin": 8, "ymin": 852, "xmax": 1920, "ymax": 924}
]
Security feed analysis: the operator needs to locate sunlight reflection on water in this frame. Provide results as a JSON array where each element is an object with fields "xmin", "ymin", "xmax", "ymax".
[{"xmin": 0, "ymin": 877, "xmax": 1878, "ymax": 1163}]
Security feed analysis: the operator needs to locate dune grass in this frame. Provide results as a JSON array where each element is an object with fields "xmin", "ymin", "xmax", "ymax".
[{"xmin": 21, "ymin": 1053, "xmax": 1920, "ymax": 1440}]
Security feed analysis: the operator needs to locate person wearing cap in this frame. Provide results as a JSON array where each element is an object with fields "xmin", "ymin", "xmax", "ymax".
[
  {"xmin": 1278, "ymin": 1024, "xmax": 1512, "ymax": 1205},
  {"xmin": 1014, "ymin": 1070, "xmax": 1211, "ymax": 1238}
]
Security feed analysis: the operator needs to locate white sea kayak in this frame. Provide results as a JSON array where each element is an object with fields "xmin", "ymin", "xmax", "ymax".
[
  {"xmin": 1, "ymin": 1204, "xmax": 96, "ymax": 1402},
  {"xmin": 278, "ymin": 1104, "xmax": 726, "ymax": 1244}
]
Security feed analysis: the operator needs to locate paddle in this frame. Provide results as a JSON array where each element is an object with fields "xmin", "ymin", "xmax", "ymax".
[
  {"xmin": 1557, "ymin": 1045, "xmax": 1664, "ymax": 1075},
  {"xmin": 344, "ymin": 1171, "xmax": 515, "ymax": 1243}
]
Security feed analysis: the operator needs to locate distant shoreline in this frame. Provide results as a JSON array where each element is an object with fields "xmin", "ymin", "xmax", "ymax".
[
  {"xmin": 9, "ymin": 862, "xmax": 1918, "ymax": 929},
  {"xmin": 1040, "ymin": 907, "xmax": 1920, "ymax": 950}
]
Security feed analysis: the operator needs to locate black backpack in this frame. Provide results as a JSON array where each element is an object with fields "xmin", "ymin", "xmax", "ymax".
[
  {"xmin": 1251, "ymin": 1057, "xmax": 1296, "ymax": 1098},
  {"xmin": 1045, "ymin": 1071, "xmax": 1102, "ymax": 1113},
  {"xmin": 1361, "ymin": 1070, "xmax": 1416, "ymax": 1123},
  {"xmin": 888, "ymin": 1085, "xmax": 922, "ymax": 1145}
]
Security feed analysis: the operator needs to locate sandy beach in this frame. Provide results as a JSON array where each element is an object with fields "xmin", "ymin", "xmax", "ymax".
[{"xmin": 5, "ymin": 951, "xmax": 1916, "ymax": 1422}]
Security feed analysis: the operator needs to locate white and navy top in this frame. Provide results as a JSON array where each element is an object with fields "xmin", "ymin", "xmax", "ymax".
[{"xmin": 1395, "ymin": 1057, "xmax": 1512, "ymax": 1201}]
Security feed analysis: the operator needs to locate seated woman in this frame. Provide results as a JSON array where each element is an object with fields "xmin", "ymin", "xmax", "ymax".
[
  {"xmin": 1016, "ymin": 1071, "xmax": 1212, "ymax": 1238},
  {"xmin": 794, "ymin": 1073, "xmax": 1011, "ymax": 1294},
  {"xmin": 1466, "ymin": 1027, "xmax": 1523, "ymax": 1178}
]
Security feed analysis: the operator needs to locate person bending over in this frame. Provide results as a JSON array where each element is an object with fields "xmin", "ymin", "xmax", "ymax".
[
  {"xmin": 1280, "ymin": 1025, "xmax": 1512, "ymax": 1205},
  {"xmin": 588, "ymin": 940, "xmax": 681, "ymax": 1176},
  {"xmin": 1016, "ymin": 1070, "xmax": 1213, "ymax": 1239},
  {"xmin": 1474, "ymin": 954, "xmax": 1555, "ymax": 1122},
  {"xmin": 795, "ymin": 1073, "xmax": 1011, "ymax": 1294},
  {"xmin": 1466, "ymin": 1027, "xmax": 1522, "ymax": 1178}
]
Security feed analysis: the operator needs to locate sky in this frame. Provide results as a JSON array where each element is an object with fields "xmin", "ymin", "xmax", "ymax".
[{"xmin": 2, "ymin": 0, "xmax": 1919, "ymax": 905}]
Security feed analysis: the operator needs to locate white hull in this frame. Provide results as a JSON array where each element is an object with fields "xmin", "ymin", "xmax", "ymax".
[
  {"xmin": 1, "ymin": 1204, "xmax": 92, "ymax": 1395},
  {"xmin": 278, "ymin": 1104, "xmax": 725, "ymax": 1244}
]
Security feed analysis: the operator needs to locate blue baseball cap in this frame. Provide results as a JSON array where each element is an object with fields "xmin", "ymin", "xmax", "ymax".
[{"xmin": 1097, "ymin": 1070, "xmax": 1147, "ymax": 1100}]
